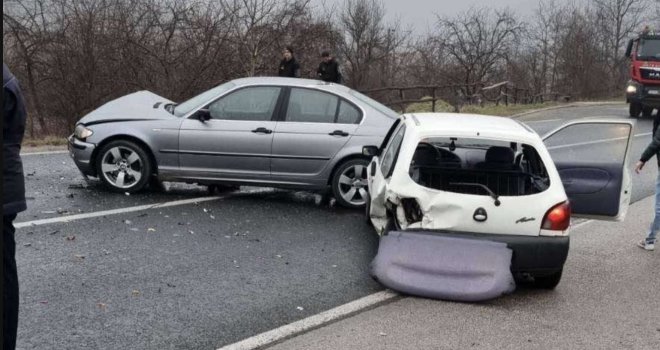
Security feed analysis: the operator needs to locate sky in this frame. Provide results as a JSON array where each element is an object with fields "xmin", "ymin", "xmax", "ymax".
[{"xmin": 311, "ymin": 0, "xmax": 587, "ymax": 33}]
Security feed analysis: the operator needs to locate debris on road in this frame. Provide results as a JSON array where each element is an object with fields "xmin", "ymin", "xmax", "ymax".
[
  {"xmin": 39, "ymin": 300, "xmax": 48, "ymax": 305},
  {"xmin": 147, "ymin": 228, "xmax": 156, "ymax": 232},
  {"xmin": 49, "ymin": 230, "xmax": 60, "ymax": 235},
  {"xmin": 66, "ymin": 235, "xmax": 75, "ymax": 241},
  {"xmin": 296, "ymin": 306, "xmax": 304, "ymax": 311},
  {"xmin": 23, "ymin": 243, "xmax": 32, "ymax": 247},
  {"xmin": 125, "ymin": 192, "xmax": 130, "ymax": 196},
  {"xmin": 132, "ymin": 290, "xmax": 141, "ymax": 297},
  {"xmin": 74, "ymin": 254, "xmax": 86, "ymax": 260},
  {"xmin": 379, "ymin": 332, "xmax": 387, "ymax": 337},
  {"xmin": 123, "ymin": 220, "xmax": 133, "ymax": 225},
  {"xmin": 66, "ymin": 193, "xmax": 74, "ymax": 199},
  {"xmin": 97, "ymin": 303, "xmax": 108, "ymax": 311}
]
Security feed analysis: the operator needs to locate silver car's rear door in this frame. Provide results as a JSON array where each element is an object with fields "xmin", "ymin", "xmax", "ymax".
[{"xmin": 270, "ymin": 87, "xmax": 359, "ymax": 179}]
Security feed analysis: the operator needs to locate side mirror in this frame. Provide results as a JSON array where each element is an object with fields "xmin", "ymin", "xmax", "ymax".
[
  {"xmin": 196, "ymin": 109, "xmax": 211, "ymax": 122},
  {"xmin": 625, "ymin": 39, "xmax": 633, "ymax": 58},
  {"xmin": 362, "ymin": 145, "xmax": 380, "ymax": 157}
]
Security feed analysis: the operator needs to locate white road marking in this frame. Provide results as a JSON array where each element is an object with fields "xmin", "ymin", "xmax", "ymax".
[
  {"xmin": 547, "ymin": 132, "xmax": 651, "ymax": 151},
  {"xmin": 14, "ymin": 196, "xmax": 224, "ymax": 229},
  {"xmin": 21, "ymin": 150, "xmax": 69, "ymax": 156},
  {"xmin": 571, "ymin": 220, "xmax": 594, "ymax": 230},
  {"xmin": 217, "ymin": 290, "xmax": 399, "ymax": 350}
]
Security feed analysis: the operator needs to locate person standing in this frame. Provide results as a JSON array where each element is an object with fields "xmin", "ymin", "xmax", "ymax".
[
  {"xmin": 3, "ymin": 64, "xmax": 27, "ymax": 350},
  {"xmin": 317, "ymin": 51, "xmax": 341, "ymax": 83},
  {"xmin": 635, "ymin": 117, "xmax": 660, "ymax": 251},
  {"xmin": 278, "ymin": 46, "xmax": 300, "ymax": 78}
]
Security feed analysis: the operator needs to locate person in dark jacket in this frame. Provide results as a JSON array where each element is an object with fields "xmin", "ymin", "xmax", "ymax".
[
  {"xmin": 278, "ymin": 46, "xmax": 300, "ymax": 78},
  {"xmin": 3, "ymin": 63, "xmax": 26, "ymax": 350},
  {"xmin": 317, "ymin": 51, "xmax": 341, "ymax": 83},
  {"xmin": 635, "ymin": 121, "xmax": 660, "ymax": 251}
]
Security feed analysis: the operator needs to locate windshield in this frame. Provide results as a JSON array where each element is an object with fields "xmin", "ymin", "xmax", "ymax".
[
  {"xmin": 348, "ymin": 90, "xmax": 398, "ymax": 119},
  {"xmin": 638, "ymin": 39, "xmax": 660, "ymax": 60},
  {"xmin": 174, "ymin": 82, "xmax": 236, "ymax": 117}
]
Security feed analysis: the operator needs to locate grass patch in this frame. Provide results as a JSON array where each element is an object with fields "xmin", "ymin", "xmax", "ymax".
[{"xmin": 22, "ymin": 135, "xmax": 68, "ymax": 147}]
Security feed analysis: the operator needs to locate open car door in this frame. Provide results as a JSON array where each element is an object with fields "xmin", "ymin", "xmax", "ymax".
[{"xmin": 542, "ymin": 119, "xmax": 635, "ymax": 221}]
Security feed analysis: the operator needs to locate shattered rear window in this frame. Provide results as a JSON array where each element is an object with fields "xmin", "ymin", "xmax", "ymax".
[{"xmin": 408, "ymin": 137, "xmax": 550, "ymax": 197}]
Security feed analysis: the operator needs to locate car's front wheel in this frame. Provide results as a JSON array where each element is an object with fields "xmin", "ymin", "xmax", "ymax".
[
  {"xmin": 96, "ymin": 140, "xmax": 152, "ymax": 193},
  {"xmin": 332, "ymin": 158, "xmax": 370, "ymax": 209}
]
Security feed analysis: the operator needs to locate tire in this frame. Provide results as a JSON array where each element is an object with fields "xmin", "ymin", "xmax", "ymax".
[
  {"xmin": 629, "ymin": 103, "xmax": 642, "ymax": 118},
  {"xmin": 532, "ymin": 269, "xmax": 563, "ymax": 289},
  {"xmin": 331, "ymin": 158, "xmax": 370, "ymax": 209},
  {"xmin": 642, "ymin": 106, "xmax": 654, "ymax": 117},
  {"xmin": 95, "ymin": 140, "xmax": 152, "ymax": 193}
]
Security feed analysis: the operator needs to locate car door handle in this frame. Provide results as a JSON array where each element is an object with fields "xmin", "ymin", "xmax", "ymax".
[
  {"xmin": 329, "ymin": 130, "xmax": 349, "ymax": 137},
  {"xmin": 251, "ymin": 127, "xmax": 272, "ymax": 134}
]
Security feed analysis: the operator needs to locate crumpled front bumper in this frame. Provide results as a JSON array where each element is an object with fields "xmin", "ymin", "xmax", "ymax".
[
  {"xmin": 371, "ymin": 231, "xmax": 516, "ymax": 302},
  {"xmin": 67, "ymin": 135, "xmax": 96, "ymax": 176}
]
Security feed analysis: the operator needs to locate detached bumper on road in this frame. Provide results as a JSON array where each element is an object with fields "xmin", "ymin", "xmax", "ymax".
[
  {"xmin": 68, "ymin": 135, "xmax": 96, "ymax": 176},
  {"xmin": 371, "ymin": 231, "xmax": 516, "ymax": 301}
]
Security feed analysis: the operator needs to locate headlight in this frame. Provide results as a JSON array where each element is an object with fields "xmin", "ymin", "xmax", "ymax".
[
  {"xmin": 626, "ymin": 85, "xmax": 637, "ymax": 94},
  {"xmin": 74, "ymin": 125, "xmax": 93, "ymax": 139}
]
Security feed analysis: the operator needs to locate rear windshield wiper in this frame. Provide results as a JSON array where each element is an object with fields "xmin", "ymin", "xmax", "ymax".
[{"xmin": 449, "ymin": 182, "xmax": 501, "ymax": 206}]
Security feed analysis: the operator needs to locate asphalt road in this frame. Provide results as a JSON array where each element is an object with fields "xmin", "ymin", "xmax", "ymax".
[{"xmin": 13, "ymin": 103, "xmax": 657, "ymax": 349}]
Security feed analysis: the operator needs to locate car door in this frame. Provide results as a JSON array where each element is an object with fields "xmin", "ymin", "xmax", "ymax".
[
  {"xmin": 178, "ymin": 86, "xmax": 283, "ymax": 178},
  {"xmin": 270, "ymin": 87, "xmax": 361, "ymax": 179},
  {"xmin": 368, "ymin": 120, "xmax": 406, "ymax": 233},
  {"xmin": 542, "ymin": 119, "xmax": 635, "ymax": 221}
]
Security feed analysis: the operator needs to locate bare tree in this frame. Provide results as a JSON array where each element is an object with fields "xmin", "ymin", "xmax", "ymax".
[
  {"xmin": 593, "ymin": 0, "xmax": 649, "ymax": 88},
  {"xmin": 434, "ymin": 7, "xmax": 523, "ymax": 95}
]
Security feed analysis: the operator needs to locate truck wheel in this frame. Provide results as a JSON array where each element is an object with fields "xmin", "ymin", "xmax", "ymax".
[
  {"xmin": 331, "ymin": 158, "xmax": 370, "ymax": 209},
  {"xmin": 629, "ymin": 103, "xmax": 642, "ymax": 118},
  {"xmin": 532, "ymin": 269, "xmax": 563, "ymax": 289},
  {"xmin": 96, "ymin": 140, "xmax": 152, "ymax": 193},
  {"xmin": 642, "ymin": 106, "xmax": 654, "ymax": 117}
]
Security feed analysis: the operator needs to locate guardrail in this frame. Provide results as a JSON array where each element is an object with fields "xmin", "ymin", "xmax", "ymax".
[{"xmin": 361, "ymin": 81, "xmax": 571, "ymax": 113}]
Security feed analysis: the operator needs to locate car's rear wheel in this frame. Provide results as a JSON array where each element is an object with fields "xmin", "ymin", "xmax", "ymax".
[
  {"xmin": 332, "ymin": 158, "xmax": 370, "ymax": 209},
  {"xmin": 532, "ymin": 269, "xmax": 563, "ymax": 289},
  {"xmin": 96, "ymin": 140, "xmax": 152, "ymax": 193}
]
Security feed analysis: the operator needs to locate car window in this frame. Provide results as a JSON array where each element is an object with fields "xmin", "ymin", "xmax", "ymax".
[
  {"xmin": 337, "ymin": 100, "xmax": 361, "ymax": 124},
  {"xmin": 380, "ymin": 124, "xmax": 406, "ymax": 178},
  {"xmin": 348, "ymin": 89, "xmax": 398, "ymax": 119},
  {"xmin": 208, "ymin": 86, "xmax": 281, "ymax": 121},
  {"xmin": 408, "ymin": 137, "xmax": 550, "ymax": 197},
  {"xmin": 174, "ymin": 82, "xmax": 235, "ymax": 117},
  {"xmin": 286, "ymin": 88, "xmax": 338, "ymax": 123}
]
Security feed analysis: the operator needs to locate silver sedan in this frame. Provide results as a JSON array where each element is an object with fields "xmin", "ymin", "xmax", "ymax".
[{"xmin": 68, "ymin": 77, "xmax": 397, "ymax": 208}]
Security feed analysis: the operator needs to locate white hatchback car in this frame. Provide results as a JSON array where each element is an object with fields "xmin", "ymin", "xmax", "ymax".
[{"xmin": 364, "ymin": 113, "xmax": 634, "ymax": 289}]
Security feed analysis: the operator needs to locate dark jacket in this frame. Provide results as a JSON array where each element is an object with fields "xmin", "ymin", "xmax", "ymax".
[
  {"xmin": 3, "ymin": 64, "xmax": 27, "ymax": 215},
  {"xmin": 278, "ymin": 58, "xmax": 300, "ymax": 78},
  {"xmin": 317, "ymin": 59, "xmax": 341, "ymax": 83},
  {"xmin": 642, "ymin": 115, "xmax": 660, "ymax": 166}
]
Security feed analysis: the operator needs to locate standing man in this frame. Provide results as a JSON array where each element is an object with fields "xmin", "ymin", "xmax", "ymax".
[
  {"xmin": 317, "ymin": 51, "xmax": 341, "ymax": 83},
  {"xmin": 3, "ymin": 63, "xmax": 27, "ymax": 350},
  {"xmin": 278, "ymin": 46, "xmax": 301, "ymax": 78},
  {"xmin": 635, "ymin": 119, "xmax": 660, "ymax": 251}
]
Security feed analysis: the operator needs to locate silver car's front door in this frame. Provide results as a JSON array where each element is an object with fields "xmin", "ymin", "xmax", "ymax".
[
  {"xmin": 270, "ymin": 88, "xmax": 359, "ymax": 180},
  {"xmin": 178, "ymin": 86, "xmax": 282, "ymax": 179}
]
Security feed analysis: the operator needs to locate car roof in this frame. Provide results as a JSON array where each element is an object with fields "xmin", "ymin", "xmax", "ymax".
[
  {"xmin": 231, "ymin": 76, "xmax": 350, "ymax": 92},
  {"xmin": 402, "ymin": 112, "xmax": 538, "ymax": 141}
]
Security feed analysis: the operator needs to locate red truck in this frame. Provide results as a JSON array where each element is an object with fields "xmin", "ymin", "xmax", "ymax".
[{"xmin": 625, "ymin": 30, "xmax": 660, "ymax": 118}]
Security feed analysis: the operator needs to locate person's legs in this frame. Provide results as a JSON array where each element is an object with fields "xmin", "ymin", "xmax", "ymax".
[
  {"xmin": 647, "ymin": 171, "xmax": 660, "ymax": 243},
  {"xmin": 3, "ymin": 214, "xmax": 19, "ymax": 350}
]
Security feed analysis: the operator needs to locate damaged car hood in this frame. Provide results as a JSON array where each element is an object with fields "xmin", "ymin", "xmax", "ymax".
[{"xmin": 78, "ymin": 90, "xmax": 176, "ymax": 125}]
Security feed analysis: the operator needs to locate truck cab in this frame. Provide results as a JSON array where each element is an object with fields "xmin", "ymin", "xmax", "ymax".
[{"xmin": 625, "ymin": 31, "xmax": 660, "ymax": 118}]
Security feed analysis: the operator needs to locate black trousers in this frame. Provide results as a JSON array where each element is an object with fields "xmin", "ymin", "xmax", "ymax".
[{"xmin": 2, "ymin": 214, "xmax": 18, "ymax": 350}]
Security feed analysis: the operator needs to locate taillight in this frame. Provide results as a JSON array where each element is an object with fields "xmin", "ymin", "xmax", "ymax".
[{"xmin": 541, "ymin": 201, "xmax": 571, "ymax": 231}]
